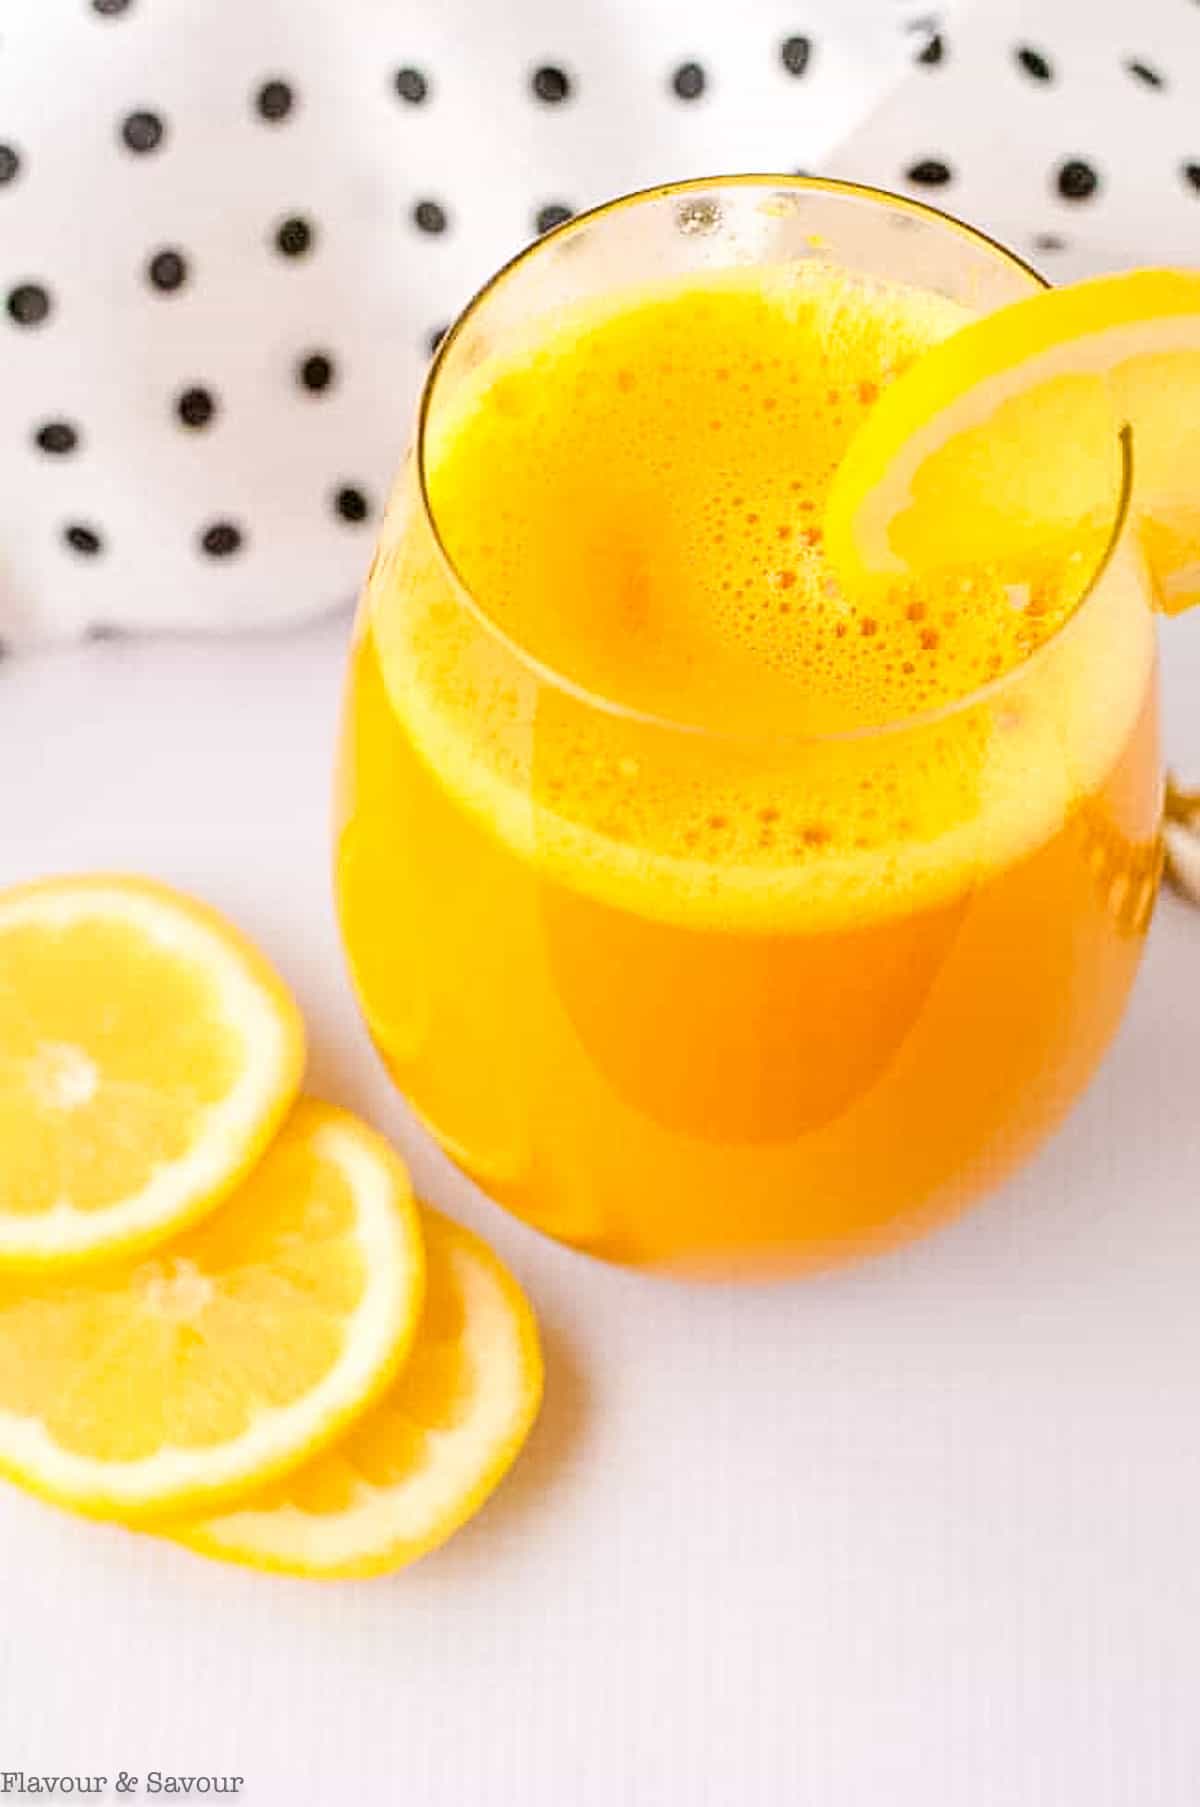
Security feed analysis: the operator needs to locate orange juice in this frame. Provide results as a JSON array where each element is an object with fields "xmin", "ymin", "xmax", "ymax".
[{"xmin": 336, "ymin": 202, "xmax": 1161, "ymax": 1275}]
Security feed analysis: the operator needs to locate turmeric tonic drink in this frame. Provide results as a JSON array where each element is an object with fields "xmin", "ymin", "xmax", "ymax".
[{"xmin": 336, "ymin": 182, "xmax": 1160, "ymax": 1275}]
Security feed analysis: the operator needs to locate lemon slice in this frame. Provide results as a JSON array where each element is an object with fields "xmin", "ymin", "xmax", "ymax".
[
  {"xmin": 0, "ymin": 875, "xmax": 306, "ymax": 1269},
  {"xmin": 0, "ymin": 1100, "xmax": 424, "ymax": 1521},
  {"xmin": 825, "ymin": 268, "xmax": 1200, "ymax": 614},
  {"xmin": 172, "ymin": 1206, "xmax": 542, "ymax": 1578}
]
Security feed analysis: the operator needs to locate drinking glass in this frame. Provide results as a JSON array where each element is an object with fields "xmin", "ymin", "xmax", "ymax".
[{"xmin": 335, "ymin": 177, "xmax": 1159, "ymax": 1277}]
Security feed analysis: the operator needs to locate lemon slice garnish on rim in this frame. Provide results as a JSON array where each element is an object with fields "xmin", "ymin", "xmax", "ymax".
[{"xmin": 825, "ymin": 268, "xmax": 1200, "ymax": 615}]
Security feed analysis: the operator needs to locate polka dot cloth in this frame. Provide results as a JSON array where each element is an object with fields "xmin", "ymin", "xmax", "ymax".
[
  {"xmin": 0, "ymin": 0, "xmax": 1195, "ymax": 650},
  {"xmin": 828, "ymin": 0, "xmax": 1200, "ymax": 286}
]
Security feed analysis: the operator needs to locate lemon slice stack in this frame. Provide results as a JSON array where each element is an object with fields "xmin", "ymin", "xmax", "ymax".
[{"xmin": 0, "ymin": 875, "xmax": 541, "ymax": 1578}]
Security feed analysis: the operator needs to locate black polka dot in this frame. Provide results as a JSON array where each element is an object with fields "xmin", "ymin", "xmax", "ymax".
[
  {"xmin": 1056, "ymin": 158, "xmax": 1100, "ymax": 201},
  {"xmin": 85, "ymin": 622, "xmax": 126, "ymax": 642},
  {"xmin": 0, "ymin": 144, "xmax": 21, "ymax": 185},
  {"xmin": 394, "ymin": 67, "xmax": 429, "ymax": 104},
  {"xmin": 1124, "ymin": 59, "xmax": 1164, "ymax": 89},
  {"xmin": 147, "ymin": 247, "xmax": 188, "ymax": 292},
  {"xmin": 1182, "ymin": 163, "xmax": 1200, "ymax": 194},
  {"xmin": 531, "ymin": 65, "xmax": 571, "ymax": 103},
  {"xmin": 427, "ymin": 325, "xmax": 447, "ymax": 356},
  {"xmin": 906, "ymin": 158, "xmax": 953, "ymax": 187},
  {"xmin": 200, "ymin": 521, "xmax": 243, "ymax": 558},
  {"xmin": 413, "ymin": 199, "xmax": 448, "ymax": 234},
  {"xmin": 1015, "ymin": 46, "xmax": 1054, "ymax": 82},
  {"xmin": 1033, "ymin": 232, "xmax": 1067, "ymax": 252},
  {"xmin": 120, "ymin": 110, "xmax": 166, "ymax": 154},
  {"xmin": 256, "ymin": 79, "xmax": 295, "ymax": 122},
  {"xmin": 7, "ymin": 283, "xmax": 52, "ymax": 327},
  {"xmin": 780, "ymin": 35, "xmax": 812, "ymax": 76},
  {"xmin": 275, "ymin": 215, "xmax": 314, "ymax": 257},
  {"xmin": 91, "ymin": 0, "xmax": 133, "ymax": 14},
  {"xmin": 298, "ymin": 351, "xmax": 335, "ymax": 392},
  {"xmin": 34, "ymin": 421, "xmax": 79, "ymax": 455},
  {"xmin": 672, "ymin": 62, "xmax": 706, "ymax": 100},
  {"xmin": 334, "ymin": 485, "xmax": 371, "ymax": 524},
  {"xmin": 63, "ymin": 524, "xmax": 103, "ymax": 556},
  {"xmin": 535, "ymin": 202, "xmax": 573, "ymax": 234},
  {"xmin": 916, "ymin": 32, "xmax": 945, "ymax": 66},
  {"xmin": 176, "ymin": 386, "xmax": 216, "ymax": 429}
]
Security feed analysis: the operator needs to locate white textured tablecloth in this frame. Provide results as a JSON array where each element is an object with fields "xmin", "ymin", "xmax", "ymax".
[{"xmin": 1, "ymin": 615, "xmax": 1199, "ymax": 1804}]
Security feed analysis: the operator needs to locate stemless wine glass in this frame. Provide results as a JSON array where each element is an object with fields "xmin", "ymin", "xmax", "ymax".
[{"xmin": 334, "ymin": 177, "xmax": 1159, "ymax": 1278}]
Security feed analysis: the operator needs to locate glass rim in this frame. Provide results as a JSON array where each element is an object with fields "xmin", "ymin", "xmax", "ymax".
[{"xmin": 414, "ymin": 172, "xmax": 1133, "ymax": 747}]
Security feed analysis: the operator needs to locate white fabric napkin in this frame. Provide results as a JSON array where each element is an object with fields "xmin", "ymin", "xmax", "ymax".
[
  {"xmin": 829, "ymin": 0, "xmax": 1200, "ymax": 284},
  {"xmin": 0, "ymin": 0, "xmax": 1194, "ymax": 652}
]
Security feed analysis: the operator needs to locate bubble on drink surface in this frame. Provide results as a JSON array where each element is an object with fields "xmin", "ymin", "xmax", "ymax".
[
  {"xmin": 757, "ymin": 191, "xmax": 802, "ymax": 222},
  {"xmin": 675, "ymin": 198, "xmax": 722, "ymax": 237}
]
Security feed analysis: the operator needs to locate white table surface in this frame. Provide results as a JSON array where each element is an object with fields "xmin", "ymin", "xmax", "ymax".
[{"xmin": 2, "ymin": 612, "xmax": 1199, "ymax": 1807}]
